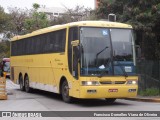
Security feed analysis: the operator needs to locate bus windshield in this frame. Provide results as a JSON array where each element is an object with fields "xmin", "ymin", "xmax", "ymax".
[
  {"xmin": 111, "ymin": 29, "xmax": 136, "ymax": 76},
  {"xmin": 80, "ymin": 27, "xmax": 136, "ymax": 76}
]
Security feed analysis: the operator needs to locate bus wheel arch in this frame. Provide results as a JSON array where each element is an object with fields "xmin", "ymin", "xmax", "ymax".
[
  {"xmin": 59, "ymin": 76, "xmax": 73, "ymax": 103},
  {"xmin": 19, "ymin": 73, "xmax": 24, "ymax": 91}
]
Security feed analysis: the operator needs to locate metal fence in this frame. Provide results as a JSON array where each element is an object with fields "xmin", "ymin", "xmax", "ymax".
[{"xmin": 137, "ymin": 60, "xmax": 160, "ymax": 95}]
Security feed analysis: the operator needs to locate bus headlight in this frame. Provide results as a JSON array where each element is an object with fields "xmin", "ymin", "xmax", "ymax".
[
  {"xmin": 81, "ymin": 81, "xmax": 100, "ymax": 86},
  {"xmin": 127, "ymin": 80, "xmax": 137, "ymax": 85}
]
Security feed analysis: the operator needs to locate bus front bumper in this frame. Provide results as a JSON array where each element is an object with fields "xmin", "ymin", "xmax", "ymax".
[{"xmin": 78, "ymin": 85, "xmax": 138, "ymax": 99}]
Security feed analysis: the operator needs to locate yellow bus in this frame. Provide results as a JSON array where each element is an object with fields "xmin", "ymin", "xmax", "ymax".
[{"xmin": 11, "ymin": 21, "xmax": 138, "ymax": 103}]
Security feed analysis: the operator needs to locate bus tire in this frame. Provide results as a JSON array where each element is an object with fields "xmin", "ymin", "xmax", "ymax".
[
  {"xmin": 61, "ymin": 80, "xmax": 72, "ymax": 103},
  {"xmin": 24, "ymin": 75, "xmax": 32, "ymax": 93},
  {"xmin": 105, "ymin": 98, "xmax": 116, "ymax": 104},
  {"xmin": 19, "ymin": 75, "xmax": 25, "ymax": 91}
]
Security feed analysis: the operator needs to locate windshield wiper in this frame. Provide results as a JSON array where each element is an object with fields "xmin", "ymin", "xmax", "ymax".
[{"xmin": 95, "ymin": 46, "xmax": 108, "ymax": 67}]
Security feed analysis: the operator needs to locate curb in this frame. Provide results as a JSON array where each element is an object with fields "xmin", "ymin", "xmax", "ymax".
[{"xmin": 125, "ymin": 97, "xmax": 160, "ymax": 103}]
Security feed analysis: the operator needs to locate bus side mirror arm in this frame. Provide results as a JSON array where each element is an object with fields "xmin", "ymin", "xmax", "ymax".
[
  {"xmin": 71, "ymin": 40, "xmax": 81, "ymax": 60},
  {"xmin": 136, "ymin": 45, "xmax": 141, "ymax": 58}
]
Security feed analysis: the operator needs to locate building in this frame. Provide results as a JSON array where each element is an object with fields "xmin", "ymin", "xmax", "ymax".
[
  {"xmin": 95, "ymin": 0, "xmax": 115, "ymax": 9},
  {"xmin": 38, "ymin": 6, "xmax": 91, "ymax": 21},
  {"xmin": 95, "ymin": 0, "xmax": 100, "ymax": 9},
  {"xmin": 38, "ymin": 7, "xmax": 66, "ymax": 20}
]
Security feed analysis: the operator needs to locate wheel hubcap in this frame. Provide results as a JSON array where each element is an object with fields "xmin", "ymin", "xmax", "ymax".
[
  {"xmin": 20, "ymin": 82, "xmax": 22, "ymax": 88},
  {"xmin": 25, "ymin": 79, "xmax": 29, "ymax": 91},
  {"xmin": 64, "ymin": 85, "xmax": 69, "ymax": 97}
]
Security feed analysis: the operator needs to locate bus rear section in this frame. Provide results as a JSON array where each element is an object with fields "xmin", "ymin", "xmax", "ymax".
[{"xmin": 0, "ymin": 58, "xmax": 10, "ymax": 78}]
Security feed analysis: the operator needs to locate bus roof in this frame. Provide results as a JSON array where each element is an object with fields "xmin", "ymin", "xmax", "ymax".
[
  {"xmin": 11, "ymin": 21, "xmax": 132, "ymax": 41},
  {"xmin": 3, "ymin": 58, "xmax": 10, "ymax": 62}
]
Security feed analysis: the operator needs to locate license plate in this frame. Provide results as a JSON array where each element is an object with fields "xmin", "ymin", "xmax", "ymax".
[{"xmin": 108, "ymin": 89, "xmax": 118, "ymax": 92}]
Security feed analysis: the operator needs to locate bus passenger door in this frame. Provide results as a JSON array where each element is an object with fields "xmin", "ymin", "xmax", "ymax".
[
  {"xmin": 72, "ymin": 44, "xmax": 79, "ymax": 79},
  {"xmin": 68, "ymin": 27, "xmax": 80, "ymax": 98},
  {"xmin": 71, "ymin": 42, "xmax": 80, "ymax": 98}
]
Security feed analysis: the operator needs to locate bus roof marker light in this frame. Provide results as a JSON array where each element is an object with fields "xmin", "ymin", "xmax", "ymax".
[{"xmin": 108, "ymin": 13, "xmax": 116, "ymax": 22}]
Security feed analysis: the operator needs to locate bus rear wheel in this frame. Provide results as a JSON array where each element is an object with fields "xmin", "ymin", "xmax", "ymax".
[
  {"xmin": 24, "ymin": 76, "xmax": 32, "ymax": 93},
  {"xmin": 105, "ymin": 98, "xmax": 116, "ymax": 104},
  {"xmin": 61, "ymin": 80, "xmax": 72, "ymax": 103},
  {"xmin": 19, "ymin": 75, "xmax": 24, "ymax": 91}
]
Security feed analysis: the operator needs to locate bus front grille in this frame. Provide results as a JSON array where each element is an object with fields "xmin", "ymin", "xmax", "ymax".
[{"xmin": 100, "ymin": 81, "xmax": 126, "ymax": 84}]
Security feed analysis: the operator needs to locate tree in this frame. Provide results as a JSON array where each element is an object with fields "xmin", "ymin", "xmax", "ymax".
[
  {"xmin": 0, "ymin": 41, "xmax": 10, "ymax": 60},
  {"xmin": 96, "ymin": 0, "xmax": 160, "ymax": 59},
  {"xmin": 0, "ymin": 6, "xmax": 10, "ymax": 32},
  {"xmin": 33, "ymin": 3, "xmax": 40, "ymax": 10},
  {"xmin": 24, "ymin": 3, "xmax": 49, "ymax": 33},
  {"xmin": 8, "ymin": 7, "xmax": 29, "ymax": 35},
  {"xmin": 0, "ymin": 6, "xmax": 11, "ymax": 42},
  {"xmin": 7, "ymin": 3, "xmax": 49, "ymax": 34},
  {"xmin": 64, "ymin": 5, "xmax": 91, "ymax": 21},
  {"xmin": 50, "ymin": 5, "xmax": 93, "ymax": 25}
]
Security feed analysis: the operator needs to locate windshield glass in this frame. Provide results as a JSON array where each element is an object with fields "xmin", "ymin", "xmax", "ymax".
[
  {"xmin": 3, "ymin": 61, "xmax": 10, "ymax": 72},
  {"xmin": 80, "ymin": 27, "xmax": 112, "ymax": 76},
  {"xmin": 79, "ymin": 27, "xmax": 136, "ymax": 76},
  {"xmin": 110, "ymin": 29, "xmax": 136, "ymax": 75}
]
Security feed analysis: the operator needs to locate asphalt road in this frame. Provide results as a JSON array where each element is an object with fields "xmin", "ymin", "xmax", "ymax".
[{"xmin": 0, "ymin": 79, "xmax": 160, "ymax": 120}]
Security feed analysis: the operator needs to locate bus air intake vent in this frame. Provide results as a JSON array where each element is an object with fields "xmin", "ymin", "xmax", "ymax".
[
  {"xmin": 100, "ymin": 81, "xmax": 126, "ymax": 84},
  {"xmin": 100, "ymin": 81, "xmax": 112, "ymax": 84},
  {"xmin": 115, "ymin": 81, "xmax": 126, "ymax": 84}
]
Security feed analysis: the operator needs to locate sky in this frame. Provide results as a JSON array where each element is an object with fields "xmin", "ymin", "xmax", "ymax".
[{"xmin": 0, "ymin": 0, "xmax": 95, "ymax": 12}]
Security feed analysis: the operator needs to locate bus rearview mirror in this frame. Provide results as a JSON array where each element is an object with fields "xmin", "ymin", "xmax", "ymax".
[
  {"xmin": 71, "ymin": 40, "xmax": 80, "ymax": 46},
  {"xmin": 136, "ymin": 45, "xmax": 141, "ymax": 58}
]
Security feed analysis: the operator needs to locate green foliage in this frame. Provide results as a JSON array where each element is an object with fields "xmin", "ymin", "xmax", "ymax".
[
  {"xmin": 7, "ymin": 3, "xmax": 49, "ymax": 34},
  {"xmin": 0, "ymin": 41, "xmax": 10, "ymax": 60},
  {"xmin": 0, "ymin": 6, "xmax": 10, "ymax": 32},
  {"xmin": 24, "ymin": 3, "xmax": 49, "ymax": 33},
  {"xmin": 24, "ymin": 12, "xmax": 49, "ymax": 33},
  {"xmin": 139, "ymin": 88, "xmax": 160, "ymax": 96},
  {"xmin": 33, "ymin": 3, "xmax": 40, "ymax": 10}
]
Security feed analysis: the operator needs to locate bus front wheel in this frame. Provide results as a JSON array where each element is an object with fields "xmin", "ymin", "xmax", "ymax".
[
  {"xmin": 105, "ymin": 98, "xmax": 116, "ymax": 104},
  {"xmin": 61, "ymin": 80, "xmax": 72, "ymax": 103},
  {"xmin": 24, "ymin": 76, "xmax": 32, "ymax": 93}
]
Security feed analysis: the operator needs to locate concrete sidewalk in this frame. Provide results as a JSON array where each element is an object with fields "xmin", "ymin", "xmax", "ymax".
[{"xmin": 125, "ymin": 96, "xmax": 160, "ymax": 103}]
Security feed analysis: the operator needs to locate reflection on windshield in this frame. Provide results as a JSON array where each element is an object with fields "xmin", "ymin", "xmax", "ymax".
[
  {"xmin": 80, "ymin": 27, "xmax": 112, "ymax": 76},
  {"xmin": 111, "ymin": 29, "xmax": 133, "ymax": 61}
]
